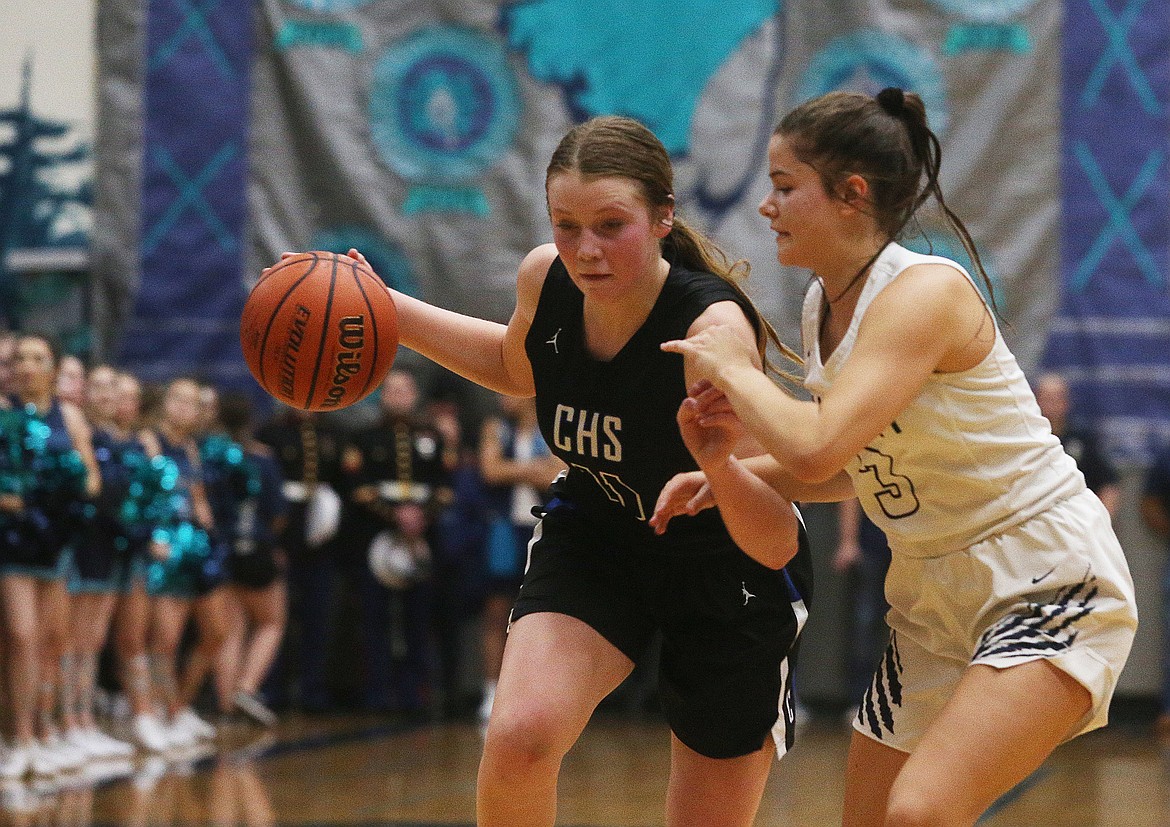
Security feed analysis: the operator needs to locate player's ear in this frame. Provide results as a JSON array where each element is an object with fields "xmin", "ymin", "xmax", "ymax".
[
  {"xmin": 837, "ymin": 174, "xmax": 870, "ymax": 213},
  {"xmin": 654, "ymin": 195, "xmax": 675, "ymax": 239}
]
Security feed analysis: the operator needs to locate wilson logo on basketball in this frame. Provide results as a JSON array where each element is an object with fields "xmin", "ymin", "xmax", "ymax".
[
  {"xmin": 242, "ymin": 251, "xmax": 398, "ymax": 411},
  {"xmin": 278, "ymin": 305, "xmax": 312, "ymax": 399},
  {"xmin": 321, "ymin": 315, "xmax": 365, "ymax": 408}
]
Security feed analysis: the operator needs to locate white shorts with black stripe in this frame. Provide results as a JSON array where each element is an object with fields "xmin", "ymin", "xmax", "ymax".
[{"xmin": 854, "ymin": 488, "xmax": 1137, "ymax": 753}]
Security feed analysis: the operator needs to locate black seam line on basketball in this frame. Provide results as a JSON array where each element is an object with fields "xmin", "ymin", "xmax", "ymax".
[
  {"xmin": 304, "ymin": 254, "xmax": 339, "ymax": 409},
  {"xmin": 262, "ymin": 251, "xmax": 314, "ymax": 280},
  {"xmin": 350, "ymin": 258, "xmax": 379, "ymax": 402},
  {"xmin": 257, "ymin": 251, "xmax": 323, "ymax": 391}
]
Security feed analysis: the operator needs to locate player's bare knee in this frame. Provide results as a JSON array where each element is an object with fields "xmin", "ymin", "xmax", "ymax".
[
  {"xmin": 481, "ymin": 708, "xmax": 571, "ymax": 772},
  {"xmin": 884, "ymin": 785, "xmax": 976, "ymax": 827}
]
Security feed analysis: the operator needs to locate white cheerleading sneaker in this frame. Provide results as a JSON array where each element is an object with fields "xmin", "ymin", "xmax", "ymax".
[
  {"xmin": 0, "ymin": 744, "xmax": 32, "ymax": 780},
  {"xmin": 132, "ymin": 714, "xmax": 172, "ymax": 753},
  {"xmin": 38, "ymin": 736, "xmax": 86, "ymax": 773},
  {"xmin": 91, "ymin": 729, "xmax": 136, "ymax": 758},
  {"xmin": 233, "ymin": 691, "xmax": 278, "ymax": 727},
  {"xmin": 64, "ymin": 729, "xmax": 106, "ymax": 759},
  {"xmin": 173, "ymin": 708, "xmax": 216, "ymax": 740},
  {"xmin": 27, "ymin": 742, "xmax": 66, "ymax": 777}
]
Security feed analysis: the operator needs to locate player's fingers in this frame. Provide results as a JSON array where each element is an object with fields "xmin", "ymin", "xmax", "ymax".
[
  {"xmin": 686, "ymin": 483, "xmax": 714, "ymax": 514},
  {"xmin": 649, "ymin": 500, "xmax": 678, "ymax": 534},
  {"xmin": 697, "ymin": 410, "xmax": 738, "ymax": 429},
  {"xmin": 687, "ymin": 378, "xmax": 715, "ymax": 397},
  {"xmin": 692, "ymin": 387, "xmax": 731, "ymax": 413},
  {"xmin": 651, "ymin": 473, "xmax": 699, "ymax": 533}
]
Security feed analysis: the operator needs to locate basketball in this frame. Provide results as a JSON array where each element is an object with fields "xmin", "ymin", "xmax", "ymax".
[{"xmin": 240, "ymin": 251, "xmax": 398, "ymax": 411}]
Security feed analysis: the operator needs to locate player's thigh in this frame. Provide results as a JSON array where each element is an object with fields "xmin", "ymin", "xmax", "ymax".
[
  {"xmin": 889, "ymin": 660, "xmax": 1091, "ymax": 824},
  {"xmin": 489, "ymin": 611, "xmax": 633, "ymax": 749},
  {"xmin": 842, "ymin": 731, "xmax": 909, "ymax": 827},
  {"xmin": 666, "ymin": 734, "xmax": 774, "ymax": 827}
]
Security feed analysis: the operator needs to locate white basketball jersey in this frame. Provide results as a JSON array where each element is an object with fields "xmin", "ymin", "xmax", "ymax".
[{"xmin": 802, "ymin": 243, "xmax": 1085, "ymax": 558}]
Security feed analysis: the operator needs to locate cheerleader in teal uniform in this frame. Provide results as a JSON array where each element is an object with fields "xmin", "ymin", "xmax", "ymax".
[
  {"xmin": 59, "ymin": 365, "xmax": 156, "ymax": 757},
  {"xmin": 208, "ymin": 391, "xmax": 288, "ymax": 726},
  {"xmin": 94, "ymin": 370, "xmax": 180, "ymax": 752},
  {"xmin": 143, "ymin": 377, "xmax": 223, "ymax": 746},
  {"xmin": 0, "ymin": 334, "xmax": 100, "ymax": 779}
]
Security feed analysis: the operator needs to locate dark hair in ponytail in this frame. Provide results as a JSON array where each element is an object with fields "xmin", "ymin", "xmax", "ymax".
[
  {"xmin": 776, "ymin": 89, "xmax": 996, "ymax": 312},
  {"xmin": 547, "ymin": 115, "xmax": 801, "ymax": 379}
]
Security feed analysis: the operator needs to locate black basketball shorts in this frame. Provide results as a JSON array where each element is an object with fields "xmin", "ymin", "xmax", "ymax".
[{"xmin": 510, "ymin": 510, "xmax": 810, "ymax": 759}]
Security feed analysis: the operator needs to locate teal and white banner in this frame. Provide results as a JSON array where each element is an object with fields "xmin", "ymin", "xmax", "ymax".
[
  {"xmin": 94, "ymin": 0, "xmax": 1167, "ymax": 458},
  {"xmin": 245, "ymin": 0, "xmax": 1061, "ymax": 369}
]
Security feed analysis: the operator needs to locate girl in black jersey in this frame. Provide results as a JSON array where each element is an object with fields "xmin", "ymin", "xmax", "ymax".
[{"xmin": 268, "ymin": 116, "xmax": 813, "ymax": 827}]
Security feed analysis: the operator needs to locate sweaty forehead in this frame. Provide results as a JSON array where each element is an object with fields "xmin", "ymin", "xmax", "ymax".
[{"xmin": 547, "ymin": 173, "xmax": 647, "ymax": 215}]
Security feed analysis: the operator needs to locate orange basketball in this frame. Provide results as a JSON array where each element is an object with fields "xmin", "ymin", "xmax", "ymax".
[{"xmin": 240, "ymin": 251, "xmax": 398, "ymax": 411}]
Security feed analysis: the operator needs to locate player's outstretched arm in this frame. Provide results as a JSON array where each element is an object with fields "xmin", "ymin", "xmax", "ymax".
[
  {"xmin": 650, "ymin": 454, "xmax": 855, "ymax": 537},
  {"xmin": 738, "ymin": 453, "xmax": 855, "ymax": 502},
  {"xmin": 664, "ymin": 302, "xmax": 801, "ymax": 568},
  {"xmin": 702, "ymin": 458, "xmax": 802, "ymax": 570},
  {"xmin": 664, "ymin": 263, "xmax": 984, "ymax": 483},
  {"xmin": 346, "ymin": 245, "xmax": 557, "ymax": 398}
]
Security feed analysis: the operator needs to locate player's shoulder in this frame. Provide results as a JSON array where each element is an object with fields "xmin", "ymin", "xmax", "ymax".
[
  {"xmin": 672, "ymin": 267, "xmax": 753, "ymax": 336},
  {"xmin": 519, "ymin": 244, "xmax": 559, "ymax": 281},
  {"xmin": 877, "ymin": 257, "xmax": 981, "ymax": 321},
  {"xmin": 515, "ymin": 244, "xmax": 560, "ymax": 307},
  {"xmin": 689, "ymin": 297, "xmax": 752, "ymax": 335},
  {"xmin": 898, "ymin": 259, "xmax": 970, "ymax": 287}
]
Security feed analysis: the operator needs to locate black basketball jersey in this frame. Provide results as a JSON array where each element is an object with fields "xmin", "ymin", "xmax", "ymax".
[{"xmin": 525, "ymin": 257, "xmax": 756, "ymax": 555}]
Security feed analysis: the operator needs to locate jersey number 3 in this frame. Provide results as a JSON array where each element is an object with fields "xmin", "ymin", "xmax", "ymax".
[{"xmin": 858, "ymin": 448, "xmax": 920, "ymax": 519}]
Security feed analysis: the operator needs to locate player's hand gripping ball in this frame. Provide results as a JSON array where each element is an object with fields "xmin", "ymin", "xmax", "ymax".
[{"xmin": 240, "ymin": 251, "xmax": 398, "ymax": 411}]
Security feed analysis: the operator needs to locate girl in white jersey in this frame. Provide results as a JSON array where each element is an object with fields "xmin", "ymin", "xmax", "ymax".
[{"xmin": 655, "ymin": 88, "xmax": 1138, "ymax": 826}]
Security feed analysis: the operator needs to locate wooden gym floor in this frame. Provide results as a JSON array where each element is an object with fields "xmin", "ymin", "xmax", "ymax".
[{"xmin": 1, "ymin": 710, "xmax": 1164, "ymax": 826}]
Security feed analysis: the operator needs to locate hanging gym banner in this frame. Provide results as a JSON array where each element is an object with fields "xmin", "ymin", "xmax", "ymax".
[
  {"xmin": 95, "ymin": 0, "xmax": 1169, "ymax": 458},
  {"xmin": 1045, "ymin": 0, "xmax": 1170, "ymax": 464},
  {"xmin": 93, "ymin": 0, "xmax": 254, "ymax": 383}
]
